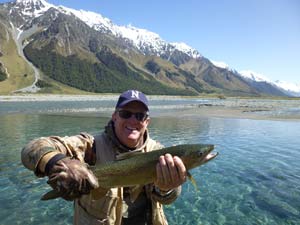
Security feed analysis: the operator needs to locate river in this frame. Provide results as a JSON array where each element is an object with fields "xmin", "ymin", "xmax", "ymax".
[{"xmin": 0, "ymin": 98, "xmax": 299, "ymax": 224}]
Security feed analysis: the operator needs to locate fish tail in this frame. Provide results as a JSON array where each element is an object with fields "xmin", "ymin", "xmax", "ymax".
[{"xmin": 41, "ymin": 189, "xmax": 62, "ymax": 200}]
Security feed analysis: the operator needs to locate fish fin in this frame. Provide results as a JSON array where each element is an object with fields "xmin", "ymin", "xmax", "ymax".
[
  {"xmin": 187, "ymin": 171, "xmax": 199, "ymax": 191},
  {"xmin": 90, "ymin": 187, "xmax": 109, "ymax": 200},
  {"xmin": 116, "ymin": 151, "xmax": 143, "ymax": 160},
  {"xmin": 41, "ymin": 189, "xmax": 62, "ymax": 201}
]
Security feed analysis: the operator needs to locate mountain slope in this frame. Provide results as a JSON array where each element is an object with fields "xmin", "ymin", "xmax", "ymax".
[
  {"xmin": 21, "ymin": 10, "xmax": 196, "ymax": 95},
  {"xmin": 0, "ymin": 0, "xmax": 294, "ymax": 96},
  {"xmin": 0, "ymin": 15, "xmax": 36, "ymax": 94},
  {"xmin": 239, "ymin": 70, "xmax": 293, "ymax": 97}
]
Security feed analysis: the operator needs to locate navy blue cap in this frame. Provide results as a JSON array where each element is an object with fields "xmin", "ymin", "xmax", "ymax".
[{"xmin": 116, "ymin": 90, "xmax": 149, "ymax": 111}]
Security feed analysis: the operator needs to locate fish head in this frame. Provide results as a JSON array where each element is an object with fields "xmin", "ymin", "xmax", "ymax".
[{"xmin": 179, "ymin": 144, "xmax": 218, "ymax": 169}]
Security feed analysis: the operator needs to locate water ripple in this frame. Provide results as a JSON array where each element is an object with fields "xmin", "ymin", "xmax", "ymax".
[{"xmin": 1, "ymin": 110, "xmax": 300, "ymax": 224}]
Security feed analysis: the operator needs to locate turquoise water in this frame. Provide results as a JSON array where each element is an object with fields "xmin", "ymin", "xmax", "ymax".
[{"xmin": 0, "ymin": 100, "xmax": 300, "ymax": 224}]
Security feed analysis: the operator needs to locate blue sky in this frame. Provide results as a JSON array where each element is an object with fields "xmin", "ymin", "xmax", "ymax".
[{"xmin": 1, "ymin": 0, "xmax": 300, "ymax": 83}]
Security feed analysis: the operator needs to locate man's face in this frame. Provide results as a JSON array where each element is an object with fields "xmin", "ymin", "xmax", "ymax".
[{"xmin": 112, "ymin": 101, "xmax": 150, "ymax": 148}]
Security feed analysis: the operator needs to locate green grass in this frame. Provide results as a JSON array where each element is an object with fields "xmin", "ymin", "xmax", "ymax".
[
  {"xmin": 0, "ymin": 29, "xmax": 35, "ymax": 94},
  {"xmin": 36, "ymin": 75, "xmax": 92, "ymax": 94}
]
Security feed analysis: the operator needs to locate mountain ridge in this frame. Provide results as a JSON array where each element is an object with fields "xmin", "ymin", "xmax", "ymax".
[
  {"xmin": 212, "ymin": 60, "xmax": 300, "ymax": 97},
  {"xmin": 0, "ymin": 0, "xmax": 296, "ymax": 97}
]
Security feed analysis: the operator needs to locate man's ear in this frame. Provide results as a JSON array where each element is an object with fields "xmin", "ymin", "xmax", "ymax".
[{"xmin": 145, "ymin": 117, "xmax": 151, "ymax": 126}]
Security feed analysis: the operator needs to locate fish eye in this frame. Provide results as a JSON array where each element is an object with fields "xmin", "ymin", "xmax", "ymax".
[{"xmin": 197, "ymin": 152, "xmax": 203, "ymax": 157}]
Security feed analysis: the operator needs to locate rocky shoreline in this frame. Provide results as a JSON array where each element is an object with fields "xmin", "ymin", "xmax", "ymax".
[{"xmin": 1, "ymin": 94, "xmax": 299, "ymax": 121}]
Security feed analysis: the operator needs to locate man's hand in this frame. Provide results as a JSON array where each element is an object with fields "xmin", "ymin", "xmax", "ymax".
[
  {"xmin": 47, "ymin": 157, "xmax": 99, "ymax": 200},
  {"xmin": 154, "ymin": 154, "xmax": 187, "ymax": 192}
]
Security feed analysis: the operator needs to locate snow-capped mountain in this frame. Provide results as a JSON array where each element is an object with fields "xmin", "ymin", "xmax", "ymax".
[
  {"xmin": 274, "ymin": 80, "xmax": 300, "ymax": 97},
  {"xmin": 212, "ymin": 61, "xmax": 300, "ymax": 97},
  {"xmin": 239, "ymin": 70, "xmax": 272, "ymax": 83},
  {"xmin": 211, "ymin": 60, "xmax": 238, "ymax": 73},
  {"xmin": 170, "ymin": 42, "xmax": 201, "ymax": 59},
  {"xmin": 8, "ymin": 0, "xmax": 201, "ymax": 59},
  {"xmin": 239, "ymin": 71, "xmax": 300, "ymax": 96},
  {"xmin": 0, "ymin": 0, "xmax": 297, "ymax": 96},
  {"xmin": 7, "ymin": 0, "xmax": 52, "ymax": 25},
  {"xmin": 211, "ymin": 60, "xmax": 230, "ymax": 70},
  {"xmin": 57, "ymin": 4, "xmax": 201, "ymax": 58},
  {"xmin": 14, "ymin": 0, "xmax": 52, "ymax": 17}
]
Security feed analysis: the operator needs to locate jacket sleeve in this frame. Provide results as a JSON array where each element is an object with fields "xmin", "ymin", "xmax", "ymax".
[
  {"xmin": 151, "ymin": 186, "xmax": 182, "ymax": 205},
  {"xmin": 21, "ymin": 132, "xmax": 94, "ymax": 177}
]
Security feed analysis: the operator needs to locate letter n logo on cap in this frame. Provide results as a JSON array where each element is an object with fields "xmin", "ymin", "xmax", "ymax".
[{"xmin": 131, "ymin": 90, "xmax": 140, "ymax": 99}]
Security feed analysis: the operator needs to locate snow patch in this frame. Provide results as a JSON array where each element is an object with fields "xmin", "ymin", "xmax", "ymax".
[
  {"xmin": 239, "ymin": 70, "xmax": 272, "ymax": 83},
  {"xmin": 274, "ymin": 80, "xmax": 300, "ymax": 93},
  {"xmin": 50, "ymin": 5, "xmax": 201, "ymax": 59},
  {"xmin": 170, "ymin": 42, "xmax": 201, "ymax": 58},
  {"xmin": 211, "ymin": 60, "xmax": 230, "ymax": 69}
]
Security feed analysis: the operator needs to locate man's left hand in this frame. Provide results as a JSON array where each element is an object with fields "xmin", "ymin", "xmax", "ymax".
[{"xmin": 154, "ymin": 154, "xmax": 187, "ymax": 191}]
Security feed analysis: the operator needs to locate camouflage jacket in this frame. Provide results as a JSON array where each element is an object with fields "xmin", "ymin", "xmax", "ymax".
[{"xmin": 21, "ymin": 121, "xmax": 181, "ymax": 225}]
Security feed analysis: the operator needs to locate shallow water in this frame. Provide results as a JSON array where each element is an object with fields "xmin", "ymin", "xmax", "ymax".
[{"xmin": 0, "ymin": 100, "xmax": 300, "ymax": 225}]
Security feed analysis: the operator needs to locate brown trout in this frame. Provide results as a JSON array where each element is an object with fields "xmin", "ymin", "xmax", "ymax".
[{"xmin": 41, "ymin": 144, "xmax": 218, "ymax": 200}]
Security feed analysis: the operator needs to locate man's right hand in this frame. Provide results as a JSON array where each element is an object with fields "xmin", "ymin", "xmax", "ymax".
[{"xmin": 47, "ymin": 157, "xmax": 99, "ymax": 201}]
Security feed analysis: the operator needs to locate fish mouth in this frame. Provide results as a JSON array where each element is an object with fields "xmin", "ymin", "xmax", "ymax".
[
  {"xmin": 200, "ymin": 145, "xmax": 218, "ymax": 163},
  {"xmin": 205, "ymin": 152, "xmax": 218, "ymax": 162}
]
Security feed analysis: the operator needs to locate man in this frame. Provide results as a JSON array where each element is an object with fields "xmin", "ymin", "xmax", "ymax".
[{"xmin": 21, "ymin": 90, "xmax": 187, "ymax": 225}]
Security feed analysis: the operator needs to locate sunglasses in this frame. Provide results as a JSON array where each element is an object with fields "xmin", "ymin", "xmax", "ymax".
[{"xmin": 117, "ymin": 110, "xmax": 149, "ymax": 122}]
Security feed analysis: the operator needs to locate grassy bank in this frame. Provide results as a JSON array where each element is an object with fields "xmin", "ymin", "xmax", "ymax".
[{"xmin": 0, "ymin": 31, "xmax": 35, "ymax": 94}]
